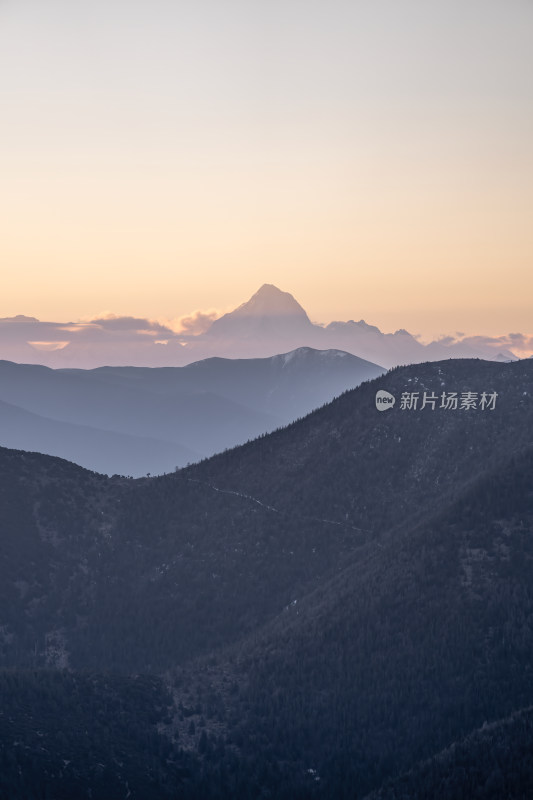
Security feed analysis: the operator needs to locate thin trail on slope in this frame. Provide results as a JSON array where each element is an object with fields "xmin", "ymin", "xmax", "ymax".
[{"xmin": 186, "ymin": 478, "xmax": 367, "ymax": 533}]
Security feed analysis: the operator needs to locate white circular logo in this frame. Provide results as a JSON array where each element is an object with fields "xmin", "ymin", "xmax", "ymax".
[{"xmin": 375, "ymin": 390, "xmax": 396, "ymax": 411}]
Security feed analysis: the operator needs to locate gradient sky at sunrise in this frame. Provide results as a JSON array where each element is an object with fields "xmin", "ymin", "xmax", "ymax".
[{"xmin": 1, "ymin": 0, "xmax": 532, "ymax": 339}]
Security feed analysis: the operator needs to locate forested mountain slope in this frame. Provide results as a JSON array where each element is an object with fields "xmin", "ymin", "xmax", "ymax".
[{"xmin": 0, "ymin": 357, "xmax": 531, "ymax": 798}]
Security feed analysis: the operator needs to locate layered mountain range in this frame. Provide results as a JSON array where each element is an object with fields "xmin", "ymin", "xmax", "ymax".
[
  {"xmin": 0, "ymin": 357, "xmax": 532, "ymax": 798},
  {"xmin": 0, "ymin": 347, "xmax": 383, "ymax": 475},
  {"xmin": 0, "ymin": 284, "xmax": 519, "ymax": 368}
]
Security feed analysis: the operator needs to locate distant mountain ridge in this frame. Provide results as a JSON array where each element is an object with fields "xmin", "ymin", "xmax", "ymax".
[
  {"xmin": 192, "ymin": 284, "xmax": 518, "ymax": 365},
  {"xmin": 0, "ymin": 283, "xmax": 520, "ymax": 367},
  {"xmin": 0, "ymin": 346, "xmax": 384, "ymax": 474},
  {"xmin": 0, "ymin": 397, "xmax": 199, "ymax": 476}
]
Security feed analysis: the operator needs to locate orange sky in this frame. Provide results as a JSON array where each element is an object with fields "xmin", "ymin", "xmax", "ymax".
[{"xmin": 1, "ymin": 0, "xmax": 532, "ymax": 342}]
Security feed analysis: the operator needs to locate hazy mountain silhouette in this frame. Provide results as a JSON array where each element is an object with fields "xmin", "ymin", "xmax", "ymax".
[
  {"xmin": 207, "ymin": 282, "xmax": 313, "ymax": 338},
  {"xmin": 0, "ymin": 284, "xmax": 520, "ymax": 367},
  {"xmin": 0, "ymin": 347, "xmax": 384, "ymax": 474},
  {"xmin": 184, "ymin": 284, "xmax": 517, "ymax": 365},
  {"xmin": 0, "ymin": 397, "xmax": 199, "ymax": 476},
  {"xmin": 198, "ymin": 284, "xmax": 434, "ymax": 363}
]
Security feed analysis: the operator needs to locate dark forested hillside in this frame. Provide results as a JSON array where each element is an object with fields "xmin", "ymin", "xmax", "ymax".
[
  {"xmin": 190, "ymin": 444, "xmax": 533, "ymax": 798},
  {"xmin": 0, "ymin": 358, "xmax": 532, "ymax": 798},
  {"xmin": 0, "ymin": 670, "xmax": 192, "ymax": 800},
  {"xmin": 363, "ymin": 706, "xmax": 533, "ymax": 800},
  {"xmin": 185, "ymin": 357, "xmax": 529, "ymax": 533}
]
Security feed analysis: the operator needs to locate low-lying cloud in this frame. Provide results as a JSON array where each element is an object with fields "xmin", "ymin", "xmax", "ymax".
[
  {"xmin": 89, "ymin": 315, "xmax": 174, "ymax": 335},
  {"xmin": 434, "ymin": 332, "xmax": 533, "ymax": 354},
  {"xmin": 171, "ymin": 310, "xmax": 220, "ymax": 335}
]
